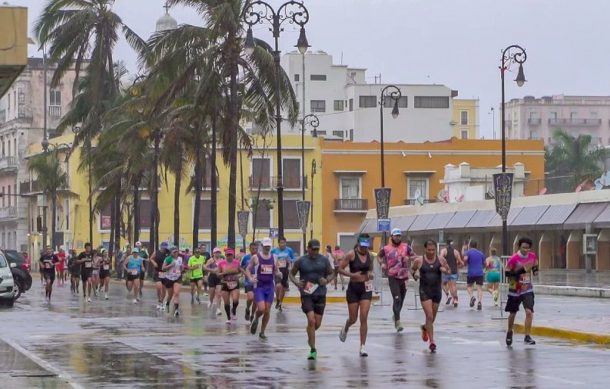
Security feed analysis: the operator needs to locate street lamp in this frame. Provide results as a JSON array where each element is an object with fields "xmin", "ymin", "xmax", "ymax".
[
  {"xmin": 310, "ymin": 158, "xmax": 317, "ymax": 241},
  {"xmin": 298, "ymin": 113, "xmax": 318, "ymax": 253},
  {"xmin": 72, "ymin": 126, "xmax": 93, "ymax": 247},
  {"xmin": 499, "ymin": 44, "xmax": 527, "ymax": 256},
  {"xmin": 243, "ymin": 0, "xmax": 310, "ymax": 239}
]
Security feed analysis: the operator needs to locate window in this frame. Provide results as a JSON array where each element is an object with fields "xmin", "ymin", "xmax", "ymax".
[
  {"xmin": 7, "ymin": 186, "xmax": 10, "ymax": 207},
  {"xmin": 252, "ymin": 198, "xmax": 271, "ymax": 229},
  {"xmin": 530, "ymin": 131, "xmax": 539, "ymax": 140},
  {"xmin": 359, "ymin": 96, "xmax": 376, "ymax": 108},
  {"xmin": 348, "ymin": 98, "xmax": 353, "ymax": 111},
  {"xmin": 139, "ymin": 199, "xmax": 152, "ymax": 229},
  {"xmin": 251, "ymin": 158, "xmax": 271, "ymax": 188},
  {"xmin": 461, "ymin": 130, "xmax": 468, "ymax": 139},
  {"xmin": 340, "ymin": 177, "xmax": 360, "ymax": 199},
  {"xmin": 286, "ymin": 241, "xmax": 302, "ymax": 256},
  {"xmin": 283, "ymin": 199, "xmax": 299, "ymax": 229},
  {"xmin": 282, "ymin": 158, "xmax": 301, "ymax": 189},
  {"xmin": 294, "ymin": 74, "xmax": 300, "ymax": 82},
  {"xmin": 49, "ymin": 90, "xmax": 61, "ymax": 106},
  {"xmin": 408, "ymin": 177, "xmax": 428, "ymax": 200},
  {"xmin": 460, "ymin": 111, "xmax": 468, "ymax": 125},
  {"xmin": 310, "ymin": 74, "xmax": 327, "ymax": 81},
  {"xmin": 550, "ymin": 111, "xmax": 558, "ymax": 119},
  {"xmin": 570, "ymin": 112, "xmax": 577, "ymax": 119},
  {"xmin": 310, "ymin": 100, "xmax": 326, "ymax": 113},
  {"xmin": 383, "ymin": 96, "xmax": 408, "ymax": 108},
  {"xmin": 333, "ymin": 100, "xmax": 344, "ymax": 111},
  {"xmin": 332, "ymin": 130, "xmax": 344, "ymax": 138},
  {"xmin": 197, "ymin": 199, "xmax": 212, "ymax": 229},
  {"xmin": 414, "ymin": 96, "xmax": 449, "ymax": 108}
]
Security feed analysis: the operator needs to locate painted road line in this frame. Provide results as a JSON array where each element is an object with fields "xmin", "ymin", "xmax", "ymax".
[
  {"xmin": 493, "ymin": 367, "xmax": 585, "ymax": 386},
  {"xmin": 513, "ymin": 323, "xmax": 610, "ymax": 345}
]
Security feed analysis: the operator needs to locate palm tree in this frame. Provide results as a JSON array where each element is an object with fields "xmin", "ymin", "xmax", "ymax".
[
  {"xmin": 28, "ymin": 149, "xmax": 78, "ymax": 249},
  {"xmin": 546, "ymin": 129, "xmax": 608, "ymax": 192}
]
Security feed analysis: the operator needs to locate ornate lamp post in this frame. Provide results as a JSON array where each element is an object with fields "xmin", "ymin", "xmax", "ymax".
[
  {"xmin": 243, "ymin": 0, "xmax": 310, "ymax": 239},
  {"xmin": 298, "ymin": 113, "xmax": 318, "ymax": 253},
  {"xmin": 71, "ymin": 126, "xmax": 93, "ymax": 247}
]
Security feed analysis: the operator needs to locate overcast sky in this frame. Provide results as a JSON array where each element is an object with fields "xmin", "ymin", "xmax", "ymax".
[{"xmin": 10, "ymin": 0, "xmax": 610, "ymax": 139}]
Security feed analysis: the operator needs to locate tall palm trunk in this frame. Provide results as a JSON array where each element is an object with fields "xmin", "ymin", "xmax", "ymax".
[
  {"xmin": 109, "ymin": 197, "xmax": 116, "ymax": 254},
  {"xmin": 133, "ymin": 179, "xmax": 141, "ymax": 243},
  {"xmin": 192, "ymin": 149, "xmax": 203, "ymax": 250},
  {"xmin": 113, "ymin": 188, "xmax": 121, "ymax": 255},
  {"xmin": 226, "ymin": 30, "xmax": 239, "ymax": 249},
  {"xmin": 211, "ymin": 116, "xmax": 218, "ymax": 249},
  {"xmin": 173, "ymin": 151, "xmax": 183, "ymax": 247},
  {"xmin": 50, "ymin": 191, "xmax": 57, "ymax": 249},
  {"xmin": 151, "ymin": 132, "xmax": 160, "ymax": 252}
]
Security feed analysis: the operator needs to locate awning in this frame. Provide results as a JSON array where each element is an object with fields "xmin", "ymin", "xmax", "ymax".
[
  {"xmin": 535, "ymin": 204, "xmax": 577, "ymax": 228},
  {"xmin": 490, "ymin": 207, "xmax": 523, "ymax": 227},
  {"xmin": 446, "ymin": 210, "xmax": 477, "ymax": 229},
  {"xmin": 563, "ymin": 202, "xmax": 608, "ymax": 230},
  {"xmin": 393, "ymin": 215, "xmax": 418, "ymax": 232},
  {"xmin": 510, "ymin": 205, "xmax": 550, "ymax": 227},
  {"xmin": 408, "ymin": 213, "xmax": 436, "ymax": 232},
  {"xmin": 465, "ymin": 209, "xmax": 499, "ymax": 229},
  {"xmin": 593, "ymin": 204, "xmax": 610, "ymax": 229},
  {"xmin": 359, "ymin": 218, "xmax": 375, "ymax": 234},
  {"xmin": 426, "ymin": 212, "xmax": 456, "ymax": 231}
]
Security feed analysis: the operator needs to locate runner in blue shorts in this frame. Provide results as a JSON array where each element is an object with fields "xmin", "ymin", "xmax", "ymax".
[{"xmin": 246, "ymin": 237, "xmax": 279, "ymax": 340}]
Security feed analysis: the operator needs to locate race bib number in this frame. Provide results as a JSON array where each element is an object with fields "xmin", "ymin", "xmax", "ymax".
[
  {"xmin": 226, "ymin": 281, "xmax": 238, "ymax": 289},
  {"xmin": 44, "ymin": 261, "xmax": 52, "ymax": 269},
  {"xmin": 85, "ymin": 262, "xmax": 92, "ymax": 268},
  {"xmin": 397, "ymin": 268, "xmax": 409, "ymax": 279},
  {"xmin": 103, "ymin": 265, "xmax": 110, "ymax": 270},
  {"xmin": 260, "ymin": 264, "xmax": 273, "ymax": 274},
  {"xmin": 277, "ymin": 260, "xmax": 287, "ymax": 268},
  {"xmin": 130, "ymin": 269, "xmax": 138, "ymax": 275},
  {"xmin": 303, "ymin": 281, "xmax": 318, "ymax": 295},
  {"xmin": 157, "ymin": 271, "xmax": 165, "ymax": 278},
  {"xmin": 520, "ymin": 274, "xmax": 531, "ymax": 284},
  {"xmin": 365, "ymin": 280, "xmax": 373, "ymax": 292}
]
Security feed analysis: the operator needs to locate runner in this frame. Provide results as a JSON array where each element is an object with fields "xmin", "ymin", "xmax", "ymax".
[
  {"xmin": 272, "ymin": 237, "xmax": 295, "ymax": 312},
  {"xmin": 411, "ymin": 239, "xmax": 450, "ymax": 353},
  {"xmin": 463, "ymin": 240, "xmax": 486, "ymax": 311},
  {"xmin": 39, "ymin": 245, "xmax": 59, "ymax": 302},
  {"xmin": 505, "ymin": 237, "xmax": 539, "ymax": 346},
  {"xmin": 332, "ymin": 245, "xmax": 346, "ymax": 290},
  {"xmin": 199, "ymin": 244, "xmax": 211, "ymax": 295},
  {"xmin": 485, "ymin": 248, "xmax": 503, "ymax": 305},
  {"xmin": 124, "ymin": 248, "xmax": 144, "ymax": 303},
  {"xmin": 68, "ymin": 249, "xmax": 81, "ymax": 296},
  {"xmin": 162, "ymin": 247, "xmax": 184, "ymax": 317},
  {"xmin": 204, "ymin": 248, "xmax": 224, "ymax": 316},
  {"xmin": 91, "ymin": 248, "xmax": 102, "ymax": 297},
  {"xmin": 136, "ymin": 241, "xmax": 149, "ymax": 298},
  {"xmin": 99, "ymin": 248, "xmax": 111, "ymax": 300},
  {"xmin": 77, "ymin": 243, "xmax": 95, "ymax": 302},
  {"xmin": 289, "ymin": 239, "xmax": 335, "ymax": 361},
  {"xmin": 56, "ymin": 247, "xmax": 66, "ymax": 287},
  {"xmin": 378, "ymin": 228, "xmax": 416, "ymax": 332},
  {"xmin": 188, "ymin": 246, "xmax": 206, "ymax": 304},
  {"xmin": 247, "ymin": 238, "xmax": 280, "ymax": 339},
  {"xmin": 217, "ymin": 248, "xmax": 245, "ymax": 324},
  {"xmin": 150, "ymin": 242, "xmax": 169, "ymax": 310},
  {"xmin": 337, "ymin": 234, "xmax": 374, "ymax": 357},
  {"xmin": 440, "ymin": 239, "xmax": 463, "ymax": 307},
  {"xmin": 241, "ymin": 242, "xmax": 259, "ymax": 321}
]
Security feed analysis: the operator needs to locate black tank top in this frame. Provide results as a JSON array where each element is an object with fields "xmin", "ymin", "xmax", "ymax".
[
  {"xmin": 419, "ymin": 256, "xmax": 442, "ymax": 289},
  {"xmin": 349, "ymin": 250, "xmax": 371, "ymax": 284},
  {"xmin": 445, "ymin": 245, "xmax": 457, "ymax": 274}
]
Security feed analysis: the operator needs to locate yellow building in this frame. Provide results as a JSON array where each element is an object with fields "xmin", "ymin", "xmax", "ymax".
[
  {"xmin": 452, "ymin": 99, "xmax": 479, "ymax": 139},
  {"xmin": 0, "ymin": 5, "xmax": 27, "ymax": 97},
  {"xmin": 23, "ymin": 133, "xmax": 323, "ymax": 256}
]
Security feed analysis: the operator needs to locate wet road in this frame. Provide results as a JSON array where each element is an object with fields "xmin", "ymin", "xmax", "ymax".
[{"xmin": 1, "ymin": 282, "xmax": 609, "ymax": 388}]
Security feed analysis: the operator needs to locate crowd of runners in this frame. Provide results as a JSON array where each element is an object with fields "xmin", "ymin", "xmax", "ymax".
[{"xmin": 36, "ymin": 230, "xmax": 539, "ymax": 360}]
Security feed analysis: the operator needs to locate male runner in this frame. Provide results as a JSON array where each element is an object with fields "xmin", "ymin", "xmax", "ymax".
[
  {"xmin": 77, "ymin": 243, "xmax": 95, "ymax": 302},
  {"xmin": 68, "ymin": 249, "xmax": 81, "ymax": 295},
  {"xmin": 247, "ymin": 238, "xmax": 280, "ymax": 339},
  {"xmin": 463, "ymin": 240, "xmax": 486, "ymax": 310},
  {"xmin": 188, "ymin": 247, "xmax": 206, "ymax": 304},
  {"xmin": 241, "ymin": 241, "xmax": 259, "ymax": 321},
  {"xmin": 440, "ymin": 239, "xmax": 463, "ymax": 307},
  {"xmin": 39, "ymin": 245, "xmax": 59, "ymax": 302},
  {"xmin": 272, "ymin": 237, "xmax": 294, "ymax": 312}
]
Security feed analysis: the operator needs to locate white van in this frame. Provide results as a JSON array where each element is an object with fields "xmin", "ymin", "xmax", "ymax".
[{"xmin": 0, "ymin": 251, "xmax": 16, "ymax": 307}]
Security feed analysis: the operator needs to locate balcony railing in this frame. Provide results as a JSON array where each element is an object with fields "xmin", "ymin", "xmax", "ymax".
[
  {"xmin": 527, "ymin": 118, "xmax": 542, "ymax": 125},
  {"xmin": 0, "ymin": 156, "xmax": 18, "ymax": 172},
  {"xmin": 0, "ymin": 207, "xmax": 17, "ymax": 220},
  {"xmin": 404, "ymin": 198, "xmax": 437, "ymax": 205},
  {"xmin": 249, "ymin": 175, "xmax": 271, "ymax": 190},
  {"xmin": 0, "ymin": 109, "xmax": 5, "ymax": 124},
  {"xmin": 19, "ymin": 180, "xmax": 40, "ymax": 194},
  {"xmin": 48, "ymin": 105, "xmax": 62, "ymax": 118},
  {"xmin": 272, "ymin": 175, "xmax": 308, "ymax": 190},
  {"xmin": 334, "ymin": 198, "xmax": 368, "ymax": 212},
  {"xmin": 548, "ymin": 118, "xmax": 601, "ymax": 127}
]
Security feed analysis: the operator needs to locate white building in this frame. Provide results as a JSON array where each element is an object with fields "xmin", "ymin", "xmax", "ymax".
[
  {"xmin": 279, "ymin": 50, "xmax": 458, "ymax": 142},
  {"xmin": 504, "ymin": 95, "xmax": 610, "ymax": 146}
]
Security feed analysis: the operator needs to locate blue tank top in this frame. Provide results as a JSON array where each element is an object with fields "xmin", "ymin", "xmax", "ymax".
[{"xmin": 256, "ymin": 253, "xmax": 275, "ymax": 286}]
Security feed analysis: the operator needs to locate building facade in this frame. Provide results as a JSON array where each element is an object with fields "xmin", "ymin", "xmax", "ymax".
[
  {"xmin": 0, "ymin": 5, "xmax": 27, "ymax": 98},
  {"xmin": 452, "ymin": 99, "xmax": 479, "ymax": 139},
  {"xmin": 505, "ymin": 95, "xmax": 610, "ymax": 146}
]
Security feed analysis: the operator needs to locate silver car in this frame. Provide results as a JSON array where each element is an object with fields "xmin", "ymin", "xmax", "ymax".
[{"xmin": 0, "ymin": 251, "xmax": 16, "ymax": 307}]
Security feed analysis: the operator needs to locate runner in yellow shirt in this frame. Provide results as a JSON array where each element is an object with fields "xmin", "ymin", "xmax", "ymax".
[{"xmin": 188, "ymin": 247, "xmax": 206, "ymax": 304}]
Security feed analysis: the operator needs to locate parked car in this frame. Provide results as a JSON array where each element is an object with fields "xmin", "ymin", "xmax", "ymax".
[
  {"xmin": 0, "ymin": 252, "xmax": 16, "ymax": 307},
  {"xmin": 1, "ymin": 250, "xmax": 32, "ymax": 300}
]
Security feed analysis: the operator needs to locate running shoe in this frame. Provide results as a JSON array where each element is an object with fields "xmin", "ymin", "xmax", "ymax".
[
  {"xmin": 259, "ymin": 332, "xmax": 268, "ymax": 340},
  {"xmin": 470, "ymin": 296, "xmax": 476, "ymax": 307},
  {"xmin": 278, "ymin": 304, "xmax": 283, "ymax": 312},
  {"xmin": 506, "ymin": 330, "xmax": 513, "ymax": 346},
  {"xmin": 524, "ymin": 335, "xmax": 536, "ymax": 345},
  {"xmin": 307, "ymin": 351, "xmax": 317, "ymax": 360},
  {"xmin": 160, "ymin": 304, "xmax": 166, "ymax": 311},
  {"xmin": 395, "ymin": 320, "xmax": 404, "ymax": 333},
  {"xmin": 87, "ymin": 297, "xmax": 92, "ymax": 303},
  {"xmin": 429, "ymin": 343, "xmax": 437, "ymax": 353},
  {"xmin": 191, "ymin": 297, "xmax": 195, "ymax": 304},
  {"xmin": 216, "ymin": 308, "xmax": 222, "ymax": 316},
  {"xmin": 196, "ymin": 296, "xmax": 201, "ymax": 304},
  {"xmin": 104, "ymin": 294, "xmax": 109, "ymax": 300},
  {"xmin": 174, "ymin": 310, "xmax": 180, "ymax": 317},
  {"xmin": 226, "ymin": 319, "xmax": 232, "ymax": 325},
  {"xmin": 477, "ymin": 302, "xmax": 482, "ymax": 311},
  {"xmin": 207, "ymin": 301, "xmax": 212, "ymax": 309},
  {"xmin": 339, "ymin": 326, "xmax": 347, "ymax": 342},
  {"xmin": 421, "ymin": 325, "xmax": 429, "ymax": 342},
  {"xmin": 359, "ymin": 345, "xmax": 368, "ymax": 357},
  {"xmin": 493, "ymin": 290, "xmax": 499, "ymax": 305},
  {"xmin": 445, "ymin": 296, "xmax": 452, "ymax": 305},
  {"xmin": 231, "ymin": 315, "xmax": 237, "ymax": 321},
  {"xmin": 453, "ymin": 299, "xmax": 458, "ymax": 308},
  {"xmin": 245, "ymin": 309, "xmax": 250, "ymax": 321},
  {"xmin": 133, "ymin": 299, "xmax": 138, "ymax": 304},
  {"xmin": 250, "ymin": 316, "xmax": 259, "ymax": 335}
]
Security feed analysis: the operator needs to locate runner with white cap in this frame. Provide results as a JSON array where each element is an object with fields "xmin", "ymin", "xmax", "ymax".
[{"xmin": 247, "ymin": 237, "xmax": 280, "ymax": 339}]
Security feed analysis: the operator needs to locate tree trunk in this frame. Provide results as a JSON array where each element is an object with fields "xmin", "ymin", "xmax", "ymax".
[
  {"xmin": 192, "ymin": 148, "xmax": 203, "ymax": 250},
  {"xmin": 133, "ymin": 179, "xmax": 140, "ymax": 243},
  {"xmin": 227, "ymin": 31, "xmax": 239, "ymax": 249},
  {"xmin": 109, "ymin": 197, "xmax": 115, "ymax": 255},
  {"xmin": 173, "ymin": 151, "xmax": 182, "ymax": 248},
  {"xmin": 151, "ymin": 132, "xmax": 160, "ymax": 253},
  {"xmin": 51, "ymin": 191, "xmax": 57, "ymax": 250},
  {"xmin": 113, "ymin": 185, "xmax": 121, "ymax": 256},
  {"xmin": 211, "ymin": 116, "xmax": 218, "ymax": 249}
]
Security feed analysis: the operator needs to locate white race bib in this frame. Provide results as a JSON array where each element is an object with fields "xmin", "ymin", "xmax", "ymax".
[
  {"xmin": 277, "ymin": 260, "xmax": 287, "ymax": 268},
  {"xmin": 303, "ymin": 281, "xmax": 318, "ymax": 295},
  {"xmin": 130, "ymin": 269, "xmax": 138, "ymax": 275},
  {"xmin": 226, "ymin": 281, "xmax": 238, "ymax": 289},
  {"xmin": 103, "ymin": 265, "xmax": 110, "ymax": 270},
  {"xmin": 260, "ymin": 264, "xmax": 273, "ymax": 274},
  {"xmin": 85, "ymin": 262, "xmax": 92, "ymax": 268},
  {"xmin": 365, "ymin": 280, "xmax": 373, "ymax": 292},
  {"xmin": 157, "ymin": 271, "xmax": 165, "ymax": 278}
]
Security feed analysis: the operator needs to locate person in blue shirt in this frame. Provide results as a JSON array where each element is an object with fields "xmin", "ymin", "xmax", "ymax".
[
  {"xmin": 271, "ymin": 237, "xmax": 295, "ymax": 312},
  {"xmin": 241, "ymin": 241, "xmax": 259, "ymax": 321},
  {"xmin": 463, "ymin": 240, "xmax": 486, "ymax": 311}
]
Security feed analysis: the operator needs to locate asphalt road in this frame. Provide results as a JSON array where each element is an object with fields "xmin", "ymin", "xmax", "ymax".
[{"xmin": 1, "ymin": 281, "xmax": 609, "ymax": 388}]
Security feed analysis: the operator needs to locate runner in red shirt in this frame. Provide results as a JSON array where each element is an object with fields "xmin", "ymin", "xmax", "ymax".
[{"xmin": 56, "ymin": 248, "xmax": 66, "ymax": 287}]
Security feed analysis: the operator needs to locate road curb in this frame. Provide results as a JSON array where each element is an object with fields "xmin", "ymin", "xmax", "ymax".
[{"xmin": 513, "ymin": 323, "xmax": 610, "ymax": 345}]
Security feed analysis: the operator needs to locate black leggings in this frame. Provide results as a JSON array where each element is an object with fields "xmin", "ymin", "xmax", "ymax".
[{"xmin": 388, "ymin": 277, "xmax": 407, "ymax": 321}]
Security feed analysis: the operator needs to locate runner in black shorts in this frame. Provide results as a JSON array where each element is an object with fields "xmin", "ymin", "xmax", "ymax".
[
  {"xmin": 204, "ymin": 248, "xmax": 223, "ymax": 315},
  {"xmin": 411, "ymin": 239, "xmax": 450, "ymax": 353},
  {"xmin": 39, "ymin": 245, "xmax": 59, "ymax": 303},
  {"xmin": 272, "ymin": 237, "xmax": 295, "ymax": 312},
  {"xmin": 77, "ymin": 243, "xmax": 95, "ymax": 302},
  {"xmin": 289, "ymin": 239, "xmax": 335, "ymax": 361},
  {"xmin": 337, "ymin": 234, "xmax": 374, "ymax": 357},
  {"xmin": 68, "ymin": 249, "xmax": 81, "ymax": 296},
  {"xmin": 99, "ymin": 249, "xmax": 111, "ymax": 300},
  {"xmin": 150, "ymin": 242, "xmax": 169, "ymax": 310}
]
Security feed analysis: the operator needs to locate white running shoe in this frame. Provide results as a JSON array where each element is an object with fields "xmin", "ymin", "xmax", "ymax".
[
  {"xmin": 339, "ymin": 326, "xmax": 347, "ymax": 342},
  {"xmin": 359, "ymin": 345, "xmax": 368, "ymax": 357},
  {"xmin": 133, "ymin": 299, "xmax": 138, "ymax": 304},
  {"xmin": 87, "ymin": 297, "xmax": 91, "ymax": 303},
  {"xmin": 104, "ymin": 294, "xmax": 109, "ymax": 300},
  {"xmin": 207, "ymin": 301, "xmax": 212, "ymax": 309},
  {"xmin": 216, "ymin": 308, "xmax": 222, "ymax": 316}
]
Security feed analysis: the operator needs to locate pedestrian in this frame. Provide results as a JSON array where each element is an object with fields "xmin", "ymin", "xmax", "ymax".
[
  {"xmin": 337, "ymin": 234, "xmax": 374, "ymax": 357},
  {"xmin": 188, "ymin": 247, "xmax": 206, "ymax": 304},
  {"xmin": 440, "ymin": 239, "xmax": 463, "ymax": 307},
  {"xmin": 56, "ymin": 247, "xmax": 66, "ymax": 287},
  {"xmin": 99, "ymin": 248, "xmax": 111, "ymax": 300},
  {"xmin": 289, "ymin": 239, "xmax": 335, "ymax": 361},
  {"xmin": 377, "ymin": 228, "xmax": 416, "ymax": 332},
  {"xmin": 505, "ymin": 237, "xmax": 539, "ymax": 346},
  {"xmin": 241, "ymin": 242, "xmax": 259, "ymax": 321},
  {"xmin": 68, "ymin": 249, "xmax": 80, "ymax": 295},
  {"xmin": 77, "ymin": 243, "xmax": 95, "ymax": 302},
  {"xmin": 218, "ymin": 248, "xmax": 245, "ymax": 324},
  {"xmin": 162, "ymin": 247, "xmax": 184, "ymax": 317},
  {"xmin": 272, "ymin": 237, "xmax": 295, "ymax": 312},
  {"xmin": 485, "ymin": 248, "xmax": 503, "ymax": 305},
  {"xmin": 463, "ymin": 240, "xmax": 486, "ymax": 310},
  {"xmin": 332, "ymin": 245, "xmax": 346, "ymax": 290},
  {"xmin": 247, "ymin": 238, "xmax": 279, "ymax": 340},
  {"xmin": 204, "ymin": 248, "xmax": 224, "ymax": 316},
  {"xmin": 124, "ymin": 248, "xmax": 144, "ymax": 304},
  {"xmin": 39, "ymin": 245, "xmax": 59, "ymax": 303},
  {"xmin": 411, "ymin": 239, "xmax": 451, "ymax": 353},
  {"xmin": 150, "ymin": 242, "xmax": 169, "ymax": 310}
]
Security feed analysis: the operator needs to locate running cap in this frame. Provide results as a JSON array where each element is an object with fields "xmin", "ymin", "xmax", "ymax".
[
  {"xmin": 391, "ymin": 228, "xmax": 402, "ymax": 236},
  {"xmin": 225, "ymin": 248, "xmax": 235, "ymax": 255},
  {"xmin": 307, "ymin": 239, "xmax": 321, "ymax": 249},
  {"xmin": 212, "ymin": 247, "xmax": 221, "ymax": 254},
  {"xmin": 132, "ymin": 248, "xmax": 140, "ymax": 253},
  {"xmin": 262, "ymin": 237, "xmax": 272, "ymax": 247},
  {"xmin": 135, "ymin": 241, "xmax": 142, "ymax": 247},
  {"xmin": 160, "ymin": 241, "xmax": 169, "ymax": 249}
]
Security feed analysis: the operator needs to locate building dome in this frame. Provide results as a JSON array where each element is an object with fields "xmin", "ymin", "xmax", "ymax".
[{"xmin": 156, "ymin": 10, "xmax": 177, "ymax": 31}]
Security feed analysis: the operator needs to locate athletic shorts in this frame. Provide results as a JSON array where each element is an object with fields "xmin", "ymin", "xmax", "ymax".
[
  {"xmin": 139, "ymin": 270, "xmax": 146, "ymax": 280},
  {"xmin": 276, "ymin": 269, "xmax": 290, "ymax": 289},
  {"xmin": 154, "ymin": 271, "xmax": 165, "ymax": 283},
  {"xmin": 208, "ymin": 273, "xmax": 221, "ymax": 288},
  {"xmin": 346, "ymin": 282, "xmax": 372, "ymax": 304},
  {"xmin": 221, "ymin": 282, "xmax": 240, "ymax": 292},
  {"xmin": 486, "ymin": 271, "xmax": 501, "ymax": 283},
  {"xmin": 164, "ymin": 277, "xmax": 182, "ymax": 288},
  {"xmin": 244, "ymin": 284, "xmax": 254, "ymax": 293},
  {"xmin": 92, "ymin": 270, "xmax": 100, "ymax": 277},
  {"xmin": 81, "ymin": 270, "xmax": 92, "ymax": 283},
  {"xmin": 442, "ymin": 273, "xmax": 459, "ymax": 282},
  {"xmin": 255, "ymin": 285, "xmax": 275, "ymax": 303},
  {"xmin": 126, "ymin": 274, "xmax": 139, "ymax": 282},
  {"xmin": 466, "ymin": 275, "xmax": 484, "ymax": 286},
  {"xmin": 505, "ymin": 293, "xmax": 534, "ymax": 313},
  {"xmin": 43, "ymin": 271, "xmax": 56, "ymax": 285},
  {"xmin": 419, "ymin": 286, "xmax": 442, "ymax": 304},
  {"xmin": 301, "ymin": 294, "xmax": 326, "ymax": 315},
  {"xmin": 99, "ymin": 270, "xmax": 110, "ymax": 279},
  {"xmin": 190, "ymin": 277, "xmax": 203, "ymax": 284}
]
